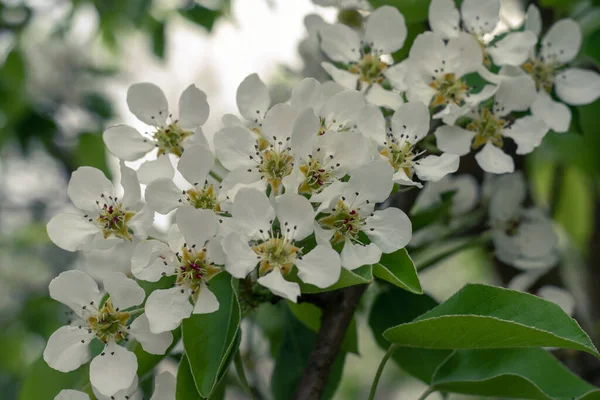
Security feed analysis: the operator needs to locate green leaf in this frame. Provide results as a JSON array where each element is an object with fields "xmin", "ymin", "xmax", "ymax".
[
  {"xmin": 368, "ymin": 286, "xmax": 451, "ymax": 384},
  {"xmin": 287, "ymin": 301, "xmax": 359, "ymax": 354},
  {"xmin": 369, "ymin": 0, "xmax": 430, "ymax": 23},
  {"xmin": 271, "ymin": 307, "xmax": 345, "ymax": 400},
  {"xmin": 179, "ymin": 5, "xmax": 221, "ymax": 31},
  {"xmin": 431, "ymin": 348, "xmax": 600, "ymax": 399},
  {"xmin": 19, "ymin": 357, "xmax": 88, "ymax": 400},
  {"xmin": 75, "ymin": 133, "xmax": 111, "ymax": 178},
  {"xmin": 296, "ymin": 264, "xmax": 373, "ymax": 294},
  {"xmin": 373, "ymin": 248, "xmax": 422, "ymax": 294},
  {"xmin": 150, "ymin": 19, "xmax": 167, "ymax": 59},
  {"xmin": 177, "ymin": 355, "xmax": 203, "ymax": 399},
  {"xmin": 182, "ymin": 273, "xmax": 241, "ymax": 397},
  {"xmin": 383, "ymin": 284, "xmax": 599, "ymax": 357},
  {"xmin": 410, "ymin": 191, "xmax": 455, "ymax": 231}
]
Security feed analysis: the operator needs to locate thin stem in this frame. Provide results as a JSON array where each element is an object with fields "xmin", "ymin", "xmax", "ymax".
[
  {"xmin": 234, "ymin": 349, "xmax": 255, "ymax": 400},
  {"xmin": 128, "ymin": 308, "xmax": 145, "ymax": 316},
  {"xmin": 367, "ymin": 344, "xmax": 398, "ymax": 400},
  {"xmin": 209, "ymin": 170, "xmax": 223, "ymax": 183},
  {"xmin": 417, "ymin": 388, "xmax": 435, "ymax": 400}
]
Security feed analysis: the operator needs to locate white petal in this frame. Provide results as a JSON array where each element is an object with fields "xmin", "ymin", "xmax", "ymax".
[
  {"xmin": 150, "ymin": 372, "xmax": 177, "ymax": 400},
  {"xmin": 349, "ymin": 160, "xmax": 394, "ymax": 203},
  {"xmin": 357, "ymin": 104, "xmax": 385, "ymax": 144},
  {"xmin": 49, "ymin": 270, "xmax": 101, "ymax": 313},
  {"xmin": 145, "ymin": 287, "xmax": 193, "ymax": 333},
  {"xmin": 120, "ymin": 161, "xmax": 141, "ymax": 208},
  {"xmin": 193, "ymin": 283, "xmax": 220, "ymax": 314},
  {"xmin": 409, "ymin": 32, "xmax": 447, "ymax": 76},
  {"xmin": 175, "ymin": 206, "xmax": 218, "ymax": 247},
  {"xmin": 236, "ymin": 73, "xmax": 270, "ymax": 122},
  {"xmin": 55, "ymin": 390, "xmax": 90, "ymax": 400},
  {"xmin": 461, "ymin": 0, "xmax": 500, "ymax": 35},
  {"xmin": 365, "ymin": 83, "xmax": 404, "ymax": 110},
  {"xmin": 131, "ymin": 240, "xmax": 175, "ymax": 282},
  {"xmin": 321, "ymin": 89, "xmax": 365, "ymax": 129},
  {"xmin": 320, "ymin": 24, "xmax": 361, "ymax": 63},
  {"xmin": 145, "ymin": 178, "xmax": 182, "ymax": 214},
  {"xmin": 508, "ymin": 270, "xmax": 546, "ymax": 291},
  {"xmin": 262, "ymin": 103, "xmax": 296, "ymax": 142},
  {"xmin": 178, "ymin": 145, "xmax": 214, "ymax": 187},
  {"xmin": 93, "ymin": 376, "xmax": 139, "ymax": 400},
  {"xmin": 276, "ymin": 193, "xmax": 314, "ymax": 241},
  {"xmin": 129, "ymin": 313, "xmax": 173, "ymax": 354},
  {"xmin": 44, "ymin": 326, "xmax": 93, "ymax": 372},
  {"xmin": 428, "ymin": 0, "xmax": 460, "ymax": 38},
  {"xmin": 414, "ymin": 153, "xmax": 460, "ymax": 182},
  {"xmin": 257, "ymin": 268, "xmax": 300, "ymax": 302},
  {"xmin": 68, "ymin": 167, "xmax": 113, "ymax": 212},
  {"xmin": 488, "ymin": 173, "xmax": 526, "ymax": 222},
  {"xmin": 494, "ymin": 75, "xmax": 537, "ymax": 114},
  {"xmin": 392, "ymin": 169, "xmax": 423, "ymax": 188},
  {"xmin": 365, "ymin": 207, "xmax": 412, "ymax": 253},
  {"xmin": 392, "ymin": 101, "xmax": 430, "ymax": 145},
  {"xmin": 503, "ymin": 116, "xmax": 548, "ymax": 155},
  {"xmin": 525, "ymin": 4, "xmax": 542, "ymax": 37},
  {"xmin": 183, "ymin": 127, "xmax": 209, "ymax": 149},
  {"xmin": 103, "ymin": 125, "xmax": 154, "ymax": 161},
  {"xmin": 447, "ymin": 33, "xmax": 484, "ymax": 76},
  {"xmin": 222, "ymin": 233, "xmax": 258, "ymax": 278},
  {"xmin": 232, "ymin": 188, "xmax": 276, "ymax": 238},
  {"xmin": 383, "ymin": 61, "xmax": 410, "ymax": 91},
  {"xmin": 206, "ymin": 237, "xmax": 226, "ymax": 265},
  {"xmin": 321, "ymin": 62, "xmax": 358, "ymax": 90},
  {"xmin": 434, "ymin": 125, "xmax": 474, "ymax": 156},
  {"xmin": 538, "ymin": 286, "xmax": 575, "ymax": 316},
  {"xmin": 47, "ymin": 213, "xmax": 99, "ymax": 252},
  {"xmin": 127, "ymin": 83, "xmax": 169, "ymax": 127},
  {"xmin": 541, "ymin": 19, "xmax": 582, "ymax": 64},
  {"xmin": 291, "ymin": 108, "xmax": 319, "ymax": 159},
  {"xmin": 340, "ymin": 241, "xmax": 382, "ymax": 270},
  {"xmin": 222, "ymin": 113, "xmax": 242, "ymax": 127},
  {"xmin": 555, "ymin": 68, "xmax": 600, "ymax": 106},
  {"xmin": 178, "ymin": 84, "xmax": 209, "ymax": 129},
  {"xmin": 329, "ymin": 131, "xmax": 372, "ymax": 172},
  {"xmin": 103, "ymin": 272, "xmax": 145, "ymax": 310},
  {"xmin": 136, "ymin": 156, "xmax": 174, "ymax": 185},
  {"xmin": 296, "ymin": 245, "xmax": 341, "ymax": 288},
  {"xmin": 364, "ymin": 6, "xmax": 407, "ymax": 54},
  {"xmin": 213, "ymin": 125, "xmax": 256, "ymax": 171},
  {"xmin": 128, "ymin": 206, "xmax": 154, "ymax": 240},
  {"xmin": 488, "ymin": 31, "xmax": 537, "ymax": 67},
  {"xmin": 218, "ymin": 167, "xmax": 264, "ymax": 201},
  {"xmin": 291, "ymin": 78, "xmax": 324, "ymax": 111},
  {"xmin": 90, "ymin": 343, "xmax": 137, "ymax": 397},
  {"xmin": 475, "ymin": 142, "xmax": 514, "ymax": 174},
  {"xmin": 531, "ymin": 90, "xmax": 571, "ymax": 133}
]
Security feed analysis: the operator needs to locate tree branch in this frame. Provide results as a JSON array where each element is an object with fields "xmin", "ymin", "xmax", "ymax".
[{"xmin": 293, "ymin": 284, "xmax": 367, "ymax": 400}]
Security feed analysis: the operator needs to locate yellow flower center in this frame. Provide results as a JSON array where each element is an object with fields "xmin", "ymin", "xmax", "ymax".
[
  {"xmin": 94, "ymin": 197, "xmax": 135, "ymax": 241},
  {"xmin": 298, "ymin": 159, "xmax": 334, "ymax": 194},
  {"xmin": 153, "ymin": 121, "xmax": 193, "ymax": 157},
  {"xmin": 349, "ymin": 53, "xmax": 388, "ymax": 85},
  {"xmin": 176, "ymin": 246, "xmax": 221, "ymax": 293},
  {"xmin": 466, "ymin": 108, "xmax": 506, "ymax": 149},
  {"xmin": 522, "ymin": 58, "xmax": 557, "ymax": 93},
  {"xmin": 319, "ymin": 198, "xmax": 365, "ymax": 245},
  {"xmin": 183, "ymin": 184, "xmax": 221, "ymax": 212},
  {"xmin": 429, "ymin": 73, "xmax": 469, "ymax": 107},
  {"xmin": 257, "ymin": 146, "xmax": 294, "ymax": 194},
  {"xmin": 87, "ymin": 299, "xmax": 130, "ymax": 344},
  {"xmin": 380, "ymin": 140, "xmax": 415, "ymax": 176},
  {"xmin": 252, "ymin": 236, "xmax": 301, "ymax": 276}
]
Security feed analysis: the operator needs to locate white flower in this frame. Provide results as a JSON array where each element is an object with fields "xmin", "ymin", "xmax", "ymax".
[
  {"xmin": 222, "ymin": 188, "xmax": 342, "ymax": 302},
  {"xmin": 312, "ymin": 0, "xmax": 370, "ymax": 10},
  {"xmin": 359, "ymin": 101, "xmax": 459, "ymax": 187},
  {"xmin": 401, "ymin": 31, "xmax": 497, "ymax": 123},
  {"xmin": 428, "ymin": 0, "xmax": 537, "ymax": 68},
  {"xmin": 223, "ymin": 73, "xmax": 271, "ymax": 134},
  {"xmin": 435, "ymin": 75, "xmax": 546, "ymax": 174},
  {"xmin": 74, "ymin": 242, "xmax": 135, "ymax": 282},
  {"xmin": 55, "ymin": 371, "xmax": 175, "ymax": 400},
  {"xmin": 145, "ymin": 145, "xmax": 223, "ymax": 215},
  {"xmin": 47, "ymin": 162, "xmax": 154, "ymax": 252},
  {"xmin": 44, "ymin": 271, "xmax": 172, "ymax": 397},
  {"xmin": 316, "ymin": 160, "xmax": 412, "ymax": 270},
  {"xmin": 319, "ymin": 6, "xmax": 407, "ymax": 108},
  {"xmin": 132, "ymin": 206, "xmax": 223, "ymax": 333},
  {"xmin": 514, "ymin": 5, "xmax": 600, "ymax": 132},
  {"xmin": 103, "ymin": 83, "xmax": 210, "ymax": 184}
]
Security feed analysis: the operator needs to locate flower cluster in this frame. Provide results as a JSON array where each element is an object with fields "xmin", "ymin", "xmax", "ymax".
[{"xmin": 43, "ymin": 1, "xmax": 598, "ymax": 397}]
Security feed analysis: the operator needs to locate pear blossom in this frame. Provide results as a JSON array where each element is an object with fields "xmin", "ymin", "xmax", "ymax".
[
  {"xmin": 428, "ymin": 0, "xmax": 537, "ymax": 68},
  {"xmin": 507, "ymin": 5, "xmax": 600, "ymax": 132},
  {"xmin": 47, "ymin": 162, "xmax": 153, "ymax": 252},
  {"xmin": 358, "ymin": 101, "xmax": 459, "ymax": 188},
  {"xmin": 145, "ymin": 145, "xmax": 223, "ymax": 215},
  {"xmin": 103, "ymin": 83, "xmax": 210, "ymax": 184},
  {"xmin": 319, "ymin": 6, "xmax": 407, "ymax": 109},
  {"xmin": 315, "ymin": 160, "xmax": 412, "ymax": 270},
  {"xmin": 222, "ymin": 188, "xmax": 342, "ymax": 302},
  {"xmin": 435, "ymin": 75, "xmax": 546, "ymax": 174},
  {"xmin": 55, "ymin": 371, "xmax": 175, "ymax": 400},
  {"xmin": 44, "ymin": 271, "xmax": 172, "ymax": 397},
  {"xmin": 132, "ymin": 206, "xmax": 224, "ymax": 333},
  {"xmin": 400, "ymin": 31, "xmax": 497, "ymax": 123}
]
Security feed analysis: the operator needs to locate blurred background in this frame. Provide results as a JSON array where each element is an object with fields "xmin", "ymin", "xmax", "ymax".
[{"xmin": 1, "ymin": 0, "xmax": 600, "ymax": 399}]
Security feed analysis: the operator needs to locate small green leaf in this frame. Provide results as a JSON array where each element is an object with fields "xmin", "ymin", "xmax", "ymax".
[
  {"xmin": 432, "ymin": 348, "xmax": 600, "ymax": 399},
  {"xmin": 368, "ymin": 286, "xmax": 451, "ymax": 384},
  {"xmin": 19, "ymin": 357, "xmax": 88, "ymax": 400},
  {"xmin": 179, "ymin": 5, "xmax": 221, "ymax": 31},
  {"xmin": 150, "ymin": 19, "xmax": 167, "ymax": 59},
  {"xmin": 296, "ymin": 265, "xmax": 373, "ymax": 294},
  {"xmin": 383, "ymin": 284, "xmax": 599, "ymax": 357},
  {"xmin": 177, "ymin": 355, "xmax": 203, "ymax": 399},
  {"xmin": 373, "ymin": 248, "xmax": 422, "ymax": 294},
  {"xmin": 287, "ymin": 301, "xmax": 359, "ymax": 354},
  {"xmin": 182, "ymin": 273, "xmax": 241, "ymax": 397}
]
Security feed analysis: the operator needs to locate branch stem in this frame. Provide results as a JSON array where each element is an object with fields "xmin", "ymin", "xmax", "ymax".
[
  {"xmin": 417, "ymin": 388, "xmax": 435, "ymax": 400},
  {"xmin": 234, "ymin": 350, "xmax": 255, "ymax": 400},
  {"xmin": 367, "ymin": 344, "xmax": 398, "ymax": 400}
]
